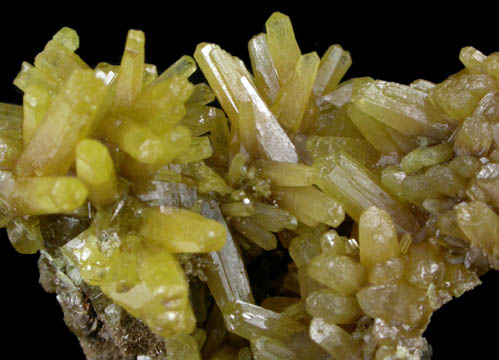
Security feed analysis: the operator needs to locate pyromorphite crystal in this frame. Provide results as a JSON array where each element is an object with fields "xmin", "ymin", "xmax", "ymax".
[
  {"xmin": 309, "ymin": 317, "xmax": 361, "ymax": 359},
  {"xmin": 75, "ymin": 139, "xmax": 118, "ymax": 206},
  {"xmin": 307, "ymin": 254, "xmax": 366, "ymax": 296},
  {"xmin": 64, "ymin": 229, "xmax": 197, "ymax": 338},
  {"xmin": 306, "ymin": 288, "xmax": 362, "ymax": 324},
  {"xmin": 15, "ymin": 69, "xmax": 110, "ymax": 177},
  {"xmin": 0, "ymin": 172, "xmax": 88, "ymax": 215},
  {"xmin": 1, "ymin": 11, "xmax": 498, "ymax": 360},
  {"xmin": 359, "ymin": 206, "xmax": 400, "ymax": 268},
  {"xmin": 313, "ymin": 151, "xmax": 420, "ymax": 233},
  {"xmin": 271, "ymin": 52, "xmax": 320, "ymax": 134},
  {"xmin": 114, "ymin": 30, "xmax": 145, "ymax": 109},
  {"xmin": 140, "ymin": 207, "xmax": 227, "ymax": 253}
]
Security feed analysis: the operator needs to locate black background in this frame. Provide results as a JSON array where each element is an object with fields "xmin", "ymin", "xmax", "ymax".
[{"xmin": 0, "ymin": 4, "xmax": 497, "ymax": 359}]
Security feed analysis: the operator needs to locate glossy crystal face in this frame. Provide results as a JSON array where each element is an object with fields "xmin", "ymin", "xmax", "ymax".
[{"xmin": 0, "ymin": 12, "xmax": 498, "ymax": 360}]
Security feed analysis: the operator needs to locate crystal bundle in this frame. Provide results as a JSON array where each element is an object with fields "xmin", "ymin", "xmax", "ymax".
[{"xmin": 1, "ymin": 12, "xmax": 498, "ymax": 360}]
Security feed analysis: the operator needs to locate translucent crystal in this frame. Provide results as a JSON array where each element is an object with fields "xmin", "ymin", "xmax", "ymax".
[
  {"xmin": 442, "ymin": 263, "xmax": 481, "ymax": 297},
  {"xmin": 140, "ymin": 207, "xmax": 227, "ymax": 253},
  {"xmin": 251, "ymin": 336, "xmax": 298, "ymax": 360},
  {"xmin": 194, "ymin": 42, "xmax": 298, "ymax": 163},
  {"xmin": 14, "ymin": 61, "xmax": 59, "ymax": 95},
  {"xmin": 114, "ymin": 29, "xmax": 145, "ymax": 108},
  {"xmin": 201, "ymin": 201, "xmax": 254, "ymax": 309},
  {"xmin": 320, "ymin": 229, "xmax": 348, "ymax": 256},
  {"xmin": 405, "ymin": 242, "xmax": 445, "ymax": 289},
  {"xmin": 356, "ymin": 282, "xmax": 429, "ymax": 326},
  {"xmin": 309, "ymin": 317, "xmax": 361, "ymax": 359},
  {"xmin": 33, "ymin": 29, "xmax": 90, "ymax": 87},
  {"xmin": 22, "ymin": 84, "xmax": 52, "ymax": 144},
  {"xmin": 476, "ymin": 163, "xmax": 499, "ymax": 208},
  {"xmin": 64, "ymin": 230, "xmax": 196, "ymax": 338},
  {"xmin": 248, "ymin": 33, "xmax": 280, "ymax": 105},
  {"xmin": 400, "ymin": 143, "xmax": 454, "ymax": 174},
  {"xmin": 142, "ymin": 63, "xmax": 158, "ymax": 87},
  {"xmin": 313, "ymin": 44, "xmax": 352, "ymax": 96},
  {"xmin": 1, "ymin": 14, "xmax": 498, "ymax": 360},
  {"xmin": 174, "ymin": 136, "xmax": 212, "ymax": 164},
  {"xmin": 306, "ymin": 288, "xmax": 362, "ymax": 324},
  {"xmin": 353, "ymin": 79, "xmax": 452, "ymax": 139},
  {"xmin": 273, "ymin": 186, "xmax": 345, "ymax": 227},
  {"xmin": 0, "ymin": 105, "xmax": 23, "ymax": 170},
  {"xmin": 248, "ymin": 202, "xmax": 297, "ymax": 232},
  {"xmin": 484, "ymin": 53, "xmax": 499, "ymax": 79},
  {"xmin": 430, "ymin": 72, "xmax": 497, "ymax": 121},
  {"xmin": 190, "ymin": 161, "xmax": 232, "ymax": 195},
  {"xmin": 359, "ymin": 206, "xmax": 400, "ymax": 268},
  {"xmin": 400, "ymin": 173, "xmax": 441, "ymax": 204},
  {"xmin": 315, "ymin": 105, "xmax": 364, "ymax": 138},
  {"xmin": 348, "ymin": 101, "xmax": 417, "ymax": 157},
  {"xmin": 306, "ymin": 135, "xmax": 380, "ymax": 172},
  {"xmin": 164, "ymin": 334, "xmax": 202, "ymax": 360},
  {"xmin": 367, "ymin": 256, "xmax": 405, "ymax": 285},
  {"xmin": 15, "ymin": 70, "xmax": 110, "ymax": 176},
  {"xmin": 222, "ymin": 300, "xmax": 306, "ymax": 342},
  {"xmin": 289, "ymin": 231, "xmax": 322, "ymax": 268},
  {"xmin": 187, "ymin": 83, "xmax": 215, "ymax": 105},
  {"xmin": 313, "ymin": 152, "xmax": 420, "ymax": 233},
  {"xmin": 7, "ymin": 175, "xmax": 88, "ymax": 215},
  {"xmin": 455, "ymin": 201, "xmax": 499, "ymax": 260},
  {"xmin": 231, "ymin": 217, "xmax": 277, "ymax": 250},
  {"xmin": 449, "ymin": 154, "xmax": 482, "ymax": 178},
  {"xmin": 75, "ymin": 139, "xmax": 118, "ymax": 206},
  {"xmin": 130, "ymin": 75, "xmax": 193, "ymax": 135},
  {"xmin": 256, "ymin": 160, "xmax": 316, "ymax": 187},
  {"xmin": 271, "ymin": 52, "xmax": 319, "ymax": 134},
  {"xmin": 459, "ymin": 46, "xmax": 487, "ymax": 71},
  {"xmin": 102, "ymin": 115, "xmax": 166, "ymax": 165},
  {"xmin": 181, "ymin": 105, "xmax": 224, "ymax": 137},
  {"xmin": 307, "ymin": 254, "xmax": 366, "ymax": 296},
  {"xmin": 209, "ymin": 114, "xmax": 230, "ymax": 166},
  {"xmin": 265, "ymin": 12, "xmax": 301, "ymax": 84},
  {"xmin": 220, "ymin": 202, "xmax": 255, "ymax": 217},
  {"xmin": 157, "ymin": 59, "xmax": 195, "ymax": 85},
  {"xmin": 424, "ymin": 164, "xmax": 466, "ymax": 197},
  {"xmin": 6, "ymin": 216, "xmax": 43, "ymax": 254},
  {"xmin": 280, "ymin": 300, "xmax": 306, "ymax": 320},
  {"xmin": 454, "ymin": 114, "xmax": 493, "ymax": 156}
]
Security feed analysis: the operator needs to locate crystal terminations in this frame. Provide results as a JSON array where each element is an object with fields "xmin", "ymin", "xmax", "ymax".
[{"xmin": 1, "ymin": 12, "xmax": 499, "ymax": 360}]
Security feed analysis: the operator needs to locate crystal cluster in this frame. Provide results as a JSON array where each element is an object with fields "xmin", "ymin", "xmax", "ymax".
[{"xmin": 1, "ymin": 12, "xmax": 498, "ymax": 360}]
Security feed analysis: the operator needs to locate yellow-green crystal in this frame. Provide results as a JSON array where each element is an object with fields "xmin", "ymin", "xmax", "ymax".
[
  {"xmin": 75, "ymin": 139, "xmax": 118, "ymax": 206},
  {"xmin": 15, "ymin": 69, "xmax": 110, "ymax": 176},
  {"xmin": 114, "ymin": 29, "xmax": 145, "ymax": 108},
  {"xmin": 140, "ymin": 207, "xmax": 227, "ymax": 253},
  {"xmin": 0, "ymin": 13, "xmax": 497, "ymax": 360}
]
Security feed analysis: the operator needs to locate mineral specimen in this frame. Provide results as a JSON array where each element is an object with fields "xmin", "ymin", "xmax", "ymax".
[{"xmin": 1, "ymin": 11, "xmax": 498, "ymax": 360}]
